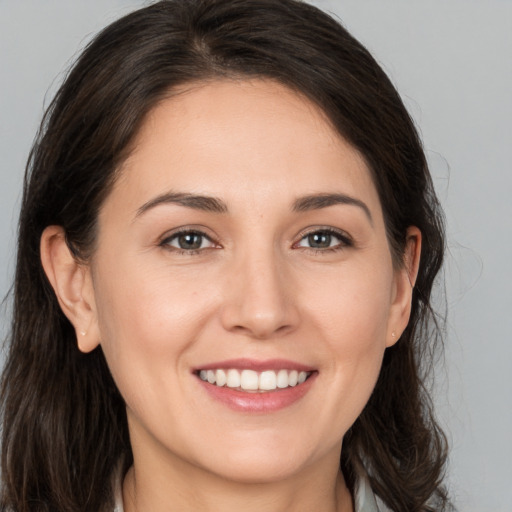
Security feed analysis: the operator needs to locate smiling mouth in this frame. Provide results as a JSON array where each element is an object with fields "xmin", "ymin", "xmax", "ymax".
[{"xmin": 197, "ymin": 368, "xmax": 312, "ymax": 392}]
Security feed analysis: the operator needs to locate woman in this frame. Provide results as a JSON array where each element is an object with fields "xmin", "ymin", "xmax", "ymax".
[{"xmin": 0, "ymin": 0, "xmax": 451, "ymax": 511}]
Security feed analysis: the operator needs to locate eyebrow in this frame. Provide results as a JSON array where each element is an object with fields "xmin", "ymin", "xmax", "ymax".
[
  {"xmin": 135, "ymin": 190, "xmax": 372, "ymax": 223},
  {"xmin": 292, "ymin": 193, "xmax": 373, "ymax": 224},
  {"xmin": 136, "ymin": 192, "xmax": 228, "ymax": 217}
]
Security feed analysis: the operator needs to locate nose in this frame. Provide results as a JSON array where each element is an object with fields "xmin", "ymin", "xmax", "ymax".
[{"xmin": 220, "ymin": 248, "xmax": 300, "ymax": 340}]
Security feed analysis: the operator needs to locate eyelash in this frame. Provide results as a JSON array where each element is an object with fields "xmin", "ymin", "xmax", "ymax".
[{"xmin": 159, "ymin": 227, "xmax": 353, "ymax": 255}]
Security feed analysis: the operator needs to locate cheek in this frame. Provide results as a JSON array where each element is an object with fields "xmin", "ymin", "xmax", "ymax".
[
  {"xmin": 307, "ymin": 260, "xmax": 393, "ymax": 349},
  {"xmin": 91, "ymin": 254, "xmax": 217, "ymax": 382},
  {"xmin": 301, "ymin": 261, "xmax": 392, "ymax": 429},
  {"xmin": 331, "ymin": 279, "xmax": 391, "ymax": 382},
  {"xmin": 320, "ymin": 283, "xmax": 389, "ymax": 386}
]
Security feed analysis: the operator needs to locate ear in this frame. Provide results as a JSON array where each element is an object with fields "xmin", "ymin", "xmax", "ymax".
[
  {"xmin": 40, "ymin": 226, "xmax": 100, "ymax": 353},
  {"xmin": 386, "ymin": 226, "xmax": 422, "ymax": 347}
]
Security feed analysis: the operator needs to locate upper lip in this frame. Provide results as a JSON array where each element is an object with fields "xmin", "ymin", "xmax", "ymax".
[{"xmin": 193, "ymin": 358, "xmax": 315, "ymax": 373}]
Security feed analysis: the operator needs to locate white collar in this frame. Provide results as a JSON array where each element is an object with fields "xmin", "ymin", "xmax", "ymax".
[{"xmin": 354, "ymin": 473, "xmax": 380, "ymax": 512}]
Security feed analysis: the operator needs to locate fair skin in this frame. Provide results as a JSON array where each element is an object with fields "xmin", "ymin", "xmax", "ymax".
[{"xmin": 41, "ymin": 79, "xmax": 420, "ymax": 512}]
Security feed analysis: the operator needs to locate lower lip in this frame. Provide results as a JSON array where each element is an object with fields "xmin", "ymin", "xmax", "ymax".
[{"xmin": 197, "ymin": 373, "xmax": 317, "ymax": 413}]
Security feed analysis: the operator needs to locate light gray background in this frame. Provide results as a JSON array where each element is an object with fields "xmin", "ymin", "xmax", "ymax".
[{"xmin": 1, "ymin": 1, "xmax": 511, "ymax": 510}]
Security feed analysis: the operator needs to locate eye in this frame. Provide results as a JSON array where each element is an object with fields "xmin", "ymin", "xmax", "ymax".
[
  {"xmin": 295, "ymin": 228, "xmax": 352, "ymax": 251},
  {"xmin": 161, "ymin": 230, "xmax": 216, "ymax": 252}
]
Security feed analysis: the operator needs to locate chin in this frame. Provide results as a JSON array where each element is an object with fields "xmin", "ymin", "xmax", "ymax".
[
  {"xmin": 185, "ymin": 431, "xmax": 336, "ymax": 485},
  {"xmin": 203, "ymin": 453, "xmax": 313, "ymax": 484}
]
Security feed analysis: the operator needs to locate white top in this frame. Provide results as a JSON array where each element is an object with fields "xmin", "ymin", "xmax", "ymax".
[{"xmin": 113, "ymin": 472, "xmax": 380, "ymax": 512}]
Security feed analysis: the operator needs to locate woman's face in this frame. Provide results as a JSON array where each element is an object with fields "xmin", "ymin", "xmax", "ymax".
[{"xmin": 86, "ymin": 79, "xmax": 411, "ymax": 483}]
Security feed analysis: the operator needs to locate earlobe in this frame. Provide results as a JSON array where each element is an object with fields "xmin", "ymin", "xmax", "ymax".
[
  {"xmin": 40, "ymin": 226, "xmax": 100, "ymax": 353},
  {"xmin": 386, "ymin": 226, "xmax": 422, "ymax": 347}
]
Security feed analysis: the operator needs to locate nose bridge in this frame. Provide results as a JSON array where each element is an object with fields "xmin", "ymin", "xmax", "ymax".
[{"xmin": 221, "ymin": 239, "xmax": 298, "ymax": 339}]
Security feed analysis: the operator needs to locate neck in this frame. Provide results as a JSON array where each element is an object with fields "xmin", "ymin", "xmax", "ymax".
[{"xmin": 122, "ymin": 450, "xmax": 353, "ymax": 512}]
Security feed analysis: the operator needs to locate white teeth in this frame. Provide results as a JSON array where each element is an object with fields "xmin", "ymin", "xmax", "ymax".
[
  {"xmin": 276, "ymin": 369, "xmax": 289, "ymax": 388},
  {"xmin": 259, "ymin": 370, "xmax": 277, "ymax": 391},
  {"xmin": 226, "ymin": 369, "xmax": 241, "ymax": 388},
  {"xmin": 198, "ymin": 368, "xmax": 311, "ymax": 391},
  {"xmin": 240, "ymin": 370, "xmax": 259, "ymax": 390},
  {"xmin": 216, "ymin": 369, "xmax": 227, "ymax": 387}
]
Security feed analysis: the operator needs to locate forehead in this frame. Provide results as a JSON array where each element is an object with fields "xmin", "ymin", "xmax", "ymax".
[{"xmin": 111, "ymin": 79, "xmax": 382, "ymax": 218}]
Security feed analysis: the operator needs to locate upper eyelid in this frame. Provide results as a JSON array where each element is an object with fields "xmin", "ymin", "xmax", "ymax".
[
  {"xmin": 159, "ymin": 226, "xmax": 217, "ymax": 242},
  {"xmin": 295, "ymin": 226, "xmax": 353, "ymax": 242}
]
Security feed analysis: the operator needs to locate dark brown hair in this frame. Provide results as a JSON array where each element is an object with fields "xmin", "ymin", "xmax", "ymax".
[{"xmin": 1, "ymin": 1, "xmax": 450, "ymax": 510}]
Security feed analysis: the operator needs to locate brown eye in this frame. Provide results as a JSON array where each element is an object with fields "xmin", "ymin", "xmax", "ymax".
[
  {"xmin": 162, "ymin": 231, "xmax": 215, "ymax": 252},
  {"xmin": 177, "ymin": 233, "xmax": 204, "ymax": 250},
  {"xmin": 307, "ymin": 232, "xmax": 333, "ymax": 249},
  {"xmin": 296, "ymin": 229, "xmax": 352, "ymax": 250}
]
